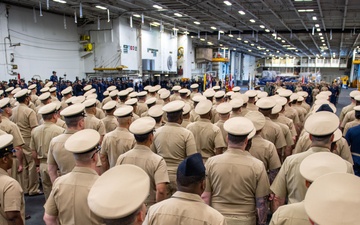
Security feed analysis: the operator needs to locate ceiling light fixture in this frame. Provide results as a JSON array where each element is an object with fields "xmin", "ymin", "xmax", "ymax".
[
  {"xmin": 150, "ymin": 22, "xmax": 160, "ymax": 27},
  {"xmin": 281, "ymin": 40, "xmax": 285, "ymax": 43},
  {"xmin": 249, "ymin": 19, "xmax": 256, "ymax": 23},
  {"xmin": 321, "ymin": 40, "xmax": 325, "ymax": 42},
  {"xmin": 312, "ymin": 16, "xmax": 317, "ymax": 20},
  {"xmin": 211, "ymin": 26, "xmax": 217, "ymax": 30},
  {"xmin": 248, "ymin": 49, "xmax": 252, "ymax": 52},
  {"xmin": 95, "ymin": 5, "xmax": 107, "ymax": 10},
  {"xmin": 244, "ymin": 40, "xmax": 248, "ymax": 43},
  {"xmin": 265, "ymin": 29, "xmax": 270, "ymax": 32},
  {"xmin": 133, "ymin": 14, "xmax": 141, "ymax": 18},
  {"xmin": 298, "ymin": 9, "xmax": 314, "ymax": 12},
  {"xmin": 194, "ymin": 21, "xmax": 200, "ymax": 25},
  {"xmin": 320, "ymin": 36, "xmax": 324, "ymax": 39},
  {"xmin": 319, "ymin": 33, "xmax": 323, "ymax": 36},
  {"xmin": 53, "ymin": 0, "xmax": 66, "ymax": 3},
  {"xmin": 277, "ymin": 37, "xmax": 281, "ymax": 40},
  {"xmin": 250, "ymin": 43, "xmax": 254, "ymax": 46},
  {"xmin": 315, "ymin": 24, "xmax": 320, "ymax": 27},
  {"xmin": 228, "ymin": 34, "xmax": 233, "ymax": 37},
  {"xmin": 183, "ymin": 31, "xmax": 189, "ymax": 35},
  {"xmin": 200, "ymin": 38, "xmax": 205, "ymax": 41},
  {"xmin": 237, "ymin": 37, "xmax": 242, "ymax": 40},
  {"xmin": 316, "ymin": 28, "xmax": 321, "ymax": 31},
  {"xmin": 219, "ymin": 30, "xmax": 224, "ymax": 33},
  {"xmin": 174, "ymin": 13, "xmax": 182, "ymax": 17},
  {"xmin": 238, "ymin": 10, "xmax": 245, "ymax": 15},
  {"xmin": 260, "ymin": 25, "xmax": 265, "ymax": 28},
  {"xmin": 224, "ymin": 1, "xmax": 232, "ymax": 6},
  {"xmin": 153, "ymin": 5, "xmax": 163, "ymax": 9}
]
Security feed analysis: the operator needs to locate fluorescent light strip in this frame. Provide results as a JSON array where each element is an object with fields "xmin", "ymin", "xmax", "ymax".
[
  {"xmin": 224, "ymin": 1, "xmax": 232, "ymax": 6},
  {"xmin": 298, "ymin": 9, "xmax": 314, "ymax": 12},
  {"xmin": 211, "ymin": 26, "xmax": 217, "ymax": 30},
  {"xmin": 238, "ymin": 10, "xmax": 245, "ymax": 15},
  {"xmin": 153, "ymin": 5, "xmax": 163, "ymax": 9},
  {"xmin": 260, "ymin": 25, "xmax": 265, "ymax": 28},
  {"xmin": 249, "ymin": 19, "xmax": 255, "ymax": 23},
  {"xmin": 53, "ymin": 0, "xmax": 66, "ymax": 3},
  {"xmin": 194, "ymin": 21, "xmax": 200, "ymax": 25},
  {"xmin": 96, "ymin": 5, "xmax": 107, "ymax": 10},
  {"xmin": 133, "ymin": 14, "xmax": 141, "ymax": 18},
  {"xmin": 174, "ymin": 13, "xmax": 182, "ymax": 17}
]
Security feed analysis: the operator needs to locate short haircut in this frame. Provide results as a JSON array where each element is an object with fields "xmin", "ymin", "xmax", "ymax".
[
  {"xmin": 73, "ymin": 149, "xmax": 96, "ymax": 162},
  {"xmin": 153, "ymin": 116, "xmax": 162, "ymax": 123},
  {"xmin": 177, "ymin": 171, "xmax": 205, "ymax": 187},
  {"xmin": 134, "ymin": 132, "xmax": 152, "ymax": 143},
  {"xmin": 64, "ymin": 116, "xmax": 83, "ymax": 128},
  {"xmin": 356, "ymin": 111, "xmax": 360, "ymax": 119},
  {"xmin": 311, "ymin": 133, "xmax": 333, "ymax": 143},
  {"xmin": 103, "ymin": 207, "xmax": 141, "ymax": 225},
  {"xmin": 42, "ymin": 113, "xmax": 55, "ymax": 121},
  {"xmin": 227, "ymin": 133, "xmax": 247, "ymax": 145},
  {"xmin": 17, "ymin": 95, "xmax": 27, "ymax": 103},
  {"xmin": 119, "ymin": 96, "xmax": 127, "ymax": 102},
  {"xmin": 167, "ymin": 110, "xmax": 182, "ymax": 122}
]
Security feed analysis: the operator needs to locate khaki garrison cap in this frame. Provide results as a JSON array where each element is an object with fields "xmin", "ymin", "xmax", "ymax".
[
  {"xmin": 160, "ymin": 90, "xmax": 171, "ymax": 99},
  {"xmin": 40, "ymin": 87, "xmax": 50, "ymax": 93},
  {"xmin": 38, "ymin": 102, "xmax": 57, "ymax": 115},
  {"xmin": 214, "ymin": 91, "xmax": 225, "ymax": 99},
  {"xmin": 271, "ymin": 103, "xmax": 282, "ymax": 114},
  {"xmin": 103, "ymin": 91, "xmax": 109, "ymax": 97},
  {"xmin": 137, "ymin": 91, "xmax": 147, "ymax": 97},
  {"xmin": 0, "ymin": 134, "xmax": 14, "ymax": 157},
  {"xmin": 232, "ymin": 86, "xmax": 241, "ymax": 92},
  {"xmin": 28, "ymin": 84, "xmax": 36, "ymax": 90},
  {"xmin": 14, "ymin": 89, "xmax": 28, "ymax": 98},
  {"xmin": 145, "ymin": 97, "xmax": 157, "ymax": 105},
  {"xmin": 144, "ymin": 85, "xmax": 151, "ymax": 91},
  {"xmin": 245, "ymin": 90, "xmax": 258, "ymax": 98},
  {"xmin": 304, "ymin": 111, "xmax": 339, "ymax": 136},
  {"xmin": 192, "ymin": 95, "xmax": 206, "ymax": 103},
  {"xmin": 88, "ymin": 164, "xmax": 150, "ymax": 220},
  {"xmin": 109, "ymin": 90, "xmax": 119, "ymax": 98},
  {"xmin": 65, "ymin": 129, "xmax": 100, "ymax": 153},
  {"xmin": 300, "ymin": 152, "xmax": 347, "ymax": 183},
  {"xmin": 148, "ymin": 105, "xmax": 164, "ymax": 117},
  {"xmin": 83, "ymin": 85, "xmax": 92, "ymax": 91},
  {"xmin": 162, "ymin": 100, "xmax": 185, "ymax": 113},
  {"xmin": 304, "ymin": 173, "xmax": 360, "ymax": 225},
  {"xmin": 245, "ymin": 111, "xmax": 266, "ymax": 131},
  {"xmin": 102, "ymin": 101, "xmax": 117, "ymax": 111},
  {"xmin": 350, "ymin": 90, "xmax": 360, "ymax": 98},
  {"xmin": 5, "ymin": 87, "xmax": 14, "ymax": 93},
  {"xmin": 118, "ymin": 90, "xmax": 129, "ymax": 97},
  {"xmin": 229, "ymin": 99, "xmax": 244, "ymax": 108},
  {"xmin": 183, "ymin": 103, "xmax": 191, "ymax": 115},
  {"xmin": 172, "ymin": 85, "xmax": 181, "ymax": 91},
  {"xmin": 38, "ymin": 92, "xmax": 51, "ymax": 101},
  {"xmin": 213, "ymin": 85, "xmax": 220, "ymax": 91},
  {"xmin": 83, "ymin": 98, "xmax": 97, "ymax": 108},
  {"xmin": 114, "ymin": 106, "xmax": 133, "ymax": 118},
  {"xmin": 0, "ymin": 98, "xmax": 10, "ymax": 108},
  {"xmin": 194, "ymin": 99, "xmax": 212, "ymax": 115},
  {"xmin": 61, "ymin": 87, "xmax": 72, "ymax": 95},
  {"xmin": 107, "ymin": 86, "xmax": 116, "ymax": 92},
  {"xmin": 203, "ymin": 89, "xmax": 215, "ymax": 98},
  {"xmin": 256, "ymin": 97, "xmax": 276, "ymax": 109},
  {"xmin": 128, "ymin": 92, "xmax": 137, "ymax": 98},
  {"xmin": 190, "ymin": 83, "xmax": 199, "ymax": 89},
  {"xmin": 224, "ymin": 117, "xmax": 254, "ymax": 136},
  {"xmin": 65, "ymin": 96, "xmax": 75, "ymax": 104},
  {"xmin": 126, "ymin": 87, "xmax": 134, "ymax": 93},
  {"xmin": 44, "ymin": 81, "xmax": 53, "ymax": 87},
  {"xmin": 49, "ymin": 87, "xmax": 57, "ymax": 93},
  {"xmin": 129, "ymin": 117, "xmax": 155, "ymax": 135},
  {"xmin": 216, "ymin": 103, "xmax": 232, "ymax": 114},
  {"xmin": 60, "ymin": 104, "xmax": 85, "ymax": 118},
  {"xmin": 125, "ymin": 98, "xmax": 138, "ymax": 106},
  {"xmin": 278, "ymin": 89, "xmax": 292, "ymax": 98}
]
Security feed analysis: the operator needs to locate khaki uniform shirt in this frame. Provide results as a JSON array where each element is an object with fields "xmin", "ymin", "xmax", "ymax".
[
  {"xmin": 84, "ymin": 114, "xmax": 106, "ymax": 136},
  {"xmin": 95, "ymin": 107, "xmax": 105, "ymax": 120},
  {"xmin": 10, "ymin": 103, "xmax": 38, "ymax": 139},
  {"xmin": 230, "ymin": 111, "xmax": 242, "ymax": 118},
  {"xmin": 136, "ymin": 102, "xmax": 148, "ymax": 116},
  {"xmin": 116, "ymin": 144, "xmax": 169, "ymax": 205},
  {"xmin": 270, "ymin": 146, "xmax": 353, "ymax": 204},
  {"xmin": 292, "ymin": 105, "xmax": 306, "ymax": 124},
  {"xmin": 151, "ymin": 122, "xmax": 197, "ymax": 180},
  {"xmin": 269, "ymin": 202, "xmax": 310, "ymax": 225},
  {"xmin": 30, "ymin": 94, "xmax": 38, "ymax": 105},
  {"xmin": 0, "ymin": 117, "xmax": 25, "ymax": 147},
  {"xmin": 187, "ymin": 118, "xmax": 226, "ymax": 160},
  {"xmin": 261, "ymin": 117, "xmax": 287, "ymax": 149},
  {"xmin": 249, "ymin": 134, "xmax": 281, "ymax": 171},
  {"xmin": 344, "ymin": 119, "xmax": 360, "ymax": 136},
  {"xmin": 51, "ymin": 95, "xmax": 59, "ymax": 103},
  {"xmin": 189, "ymin": 109, "xmax": 200, "ymax": 122},
  {"xmin": 101, "ymin": 115, "xmax": 118, "ymax": 133},
  {"xmin": 30, "ymin": 122, "xmax": 65, "ymax": 159},
  {"xmin": 240, "ymin": 107, "xmax": 250, "ymax": 117},
  {"xmin": 44, "ymin": 167, "xmax": 103, "ymax": 224},
  {"xmin": 170, "ymin": 93, "xmax": 181, "ymax": 102},
  {"xmin": 101, "ymin": 127, "xmax": 136, "ymax": 168},
  {"xmin": 246, "ymin": 102, "xmax": 258, "ymax": 111},
  {"xmin": 56, "ymin": 118, "xmax": 67, "ymax": 129},
  {"xmin": 144, "ymin": 191, "xmax": 227, "ymax": 225},
  {"xmin": 277, "ymin": 114, "xmax": 297, "ymax": 138},
  {"xmin": 312, "ymin": 88, "xmax": 319, "ymax": 98},
  {"xmin": 102, "ymin": 96, "xmax": 111, "ymax": 106},
  {"xmin": 205, "ymin": 148, "xmax": 270, "ymax": 217},
  {"xmin": 340, "ymin": 103, "xmax": 355, "ymax": 122},
  {"xmin": 273, "ymin": 119, "xmax": 294, "ymax": 147},
  {"xmin": 47, "ymin": 130, "xmax": 77, "ymax": 176},
  {"xmin": 341, "ymin": 110, "xmax": 356, "ymax": 128},
  {"xmin": 60, "ymin": 99, "xmax": 69, "ymax": 110},
  {"xmin": 215, "ymin": 120, "xmax": 227, "ymax": 146},
  {"xmin": 284, "ymin": 105, "xmax": 300, "ymax": 125},
  {"xmin": 0, "ymin": 168, "xmax": 25, "ymax": 224},
  {"xmin": 181, "ymin": 119, "xmax": 192, "ymax": 128},
  {"xmin": 301, "ymin": 102, "xmax": 310, "ymax": 113}
]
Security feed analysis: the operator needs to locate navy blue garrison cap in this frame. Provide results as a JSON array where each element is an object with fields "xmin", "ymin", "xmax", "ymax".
[{"xmin": 178, "ymin": 153, "xmax": 205, "ymax": 177}]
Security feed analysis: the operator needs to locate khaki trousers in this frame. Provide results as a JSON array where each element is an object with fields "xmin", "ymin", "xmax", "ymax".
[
  {"xmin": 225, "ymin": 215, "xmax": 256, "ymax": 225},
  {"xmin": 22, "ymin": 138, "xmax": 39, "ymax": 195},
  {"xmin": 39, "ymin": 160, "xmax": 52, "ymax": 200}
]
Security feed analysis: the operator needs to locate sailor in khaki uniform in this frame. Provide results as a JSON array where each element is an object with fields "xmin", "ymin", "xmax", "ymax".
[
  {"xmin": 212, "ymin": 91, "xmax": 225, "ymax": 123},
  {"xmin": 101, "ymin": 101, "xmax": 119, "ymax": 133},
  {"xmin": 180, "ymin": 103, "xmax": 192, "ymax": 128},
  {"xmin": 118, "ymin": 90, "xmax": 129, "ymax": 106},
  {"xmin": 189, "ymin": 95, "xmax": 205, "ymax": 122},
  {"xmin": 215, "ymin": 102, "xmax": 232, "ymax": 146},
  {"xmin": 203, "ymin": 89, "xmax": 215, "ymax": 103},
  {"xmin": 100, "ymin": 106, "xmax": 135, "ymax": 171},
  {"xmin": 49, "ymin": 87, "xmax": 59, "ymax": 103},
  {"xmin": 85, "ymin": 94, "xmax": 105, "ymax": 120},
  {"xmin": 229, "ymin": 98, "xmax": 244, "ymax": 118},
  {"xmin": 28, "ymin": 84, "xmax": 38, "ymax": 106},
  {"xmin": 47, "ymin": 104, "xmax": 85, "ymax": 183},
  {"xmin": 83, "ymin": 98, "xmax": 106, "ymax": 142},
  {"xmin": 170, "ymin": 86, "xmax": 181, "ymax": 102},
  {"xmin": 102, "ymin": 86, "xmax": 116, "ymax": 106},
  {"xmin": 30, "ymin": 103, "xmax": 65, "ymax": 199},
  {"xmin": 144, "ymin": 153, "xmax": 227, "ymax": 225},
  {"xmin": 125, "ymin": 98, "xmax": 140, "ymax": 121},
  {"xmin": 10, "ymin": 89, "xmax": 40, "ymax": 195},
  {"xmin": 343, "ymin": 105, "xmax": 360, "ymax": 136},
  {"xmin": 141, "ymin": 97, "xmax": 157, "ymax": 117},
  {"xmin": 60, "ymin": 86, "xmax": 72, "ymax": 110},
  {"xmin": 0, "ymin": 134, "xmax": 25, "ymax": 225},
  {"xmin": 339, "ymin": 90, "xmax": 360, "ymax": 123},
  {"xmin": 190, "ymin": 83, "xmax": 199, "ymax": 100},
  {"xmin": 187, "ymin": 100, "xmax": 226, "ymax": 162},
  {"xmin": 256, "ymin": 97, "xmax": 287, "ymax": 157},
  {"xmin": 244, "ymin": 90, "xmax": 258, "ymax": 111},
  {"xmin": 88, "ymin": 165, "xmax": 150, "ymax": 225},
  {"xmin": 36, "ymin": 92, "xmax": 52, "ymax": 123},
  {"xmin": 270, "ymin": 152, "xmax": 348, "ymax": 225},
  {"xmin": 270, "ymin": 112, "xmax": 354, "ymax": 212},
  {"xmin": 304, "ymin": 173, "xmax": 360, "ymax": 225},
  {"xmin": 151, "ymin": 101, "xmax": 197, "ymax": 197},
  {"xmin": 245, "ymin": 111, "xmax": 281, "ymax": 184},
  {"xmin": 44, "ymin": 129, "xmax": 103, "ymax": 225},
  {"xmin": 136, "ymin": 91, "xmax": 148, "ymax": 116},
  {"xmin": 202, "ymin": 117, "xmax": 270, "ymax": 225},
  {"xmin": 148, "ymin": 105, "xmax": 164, "ymax": 129},
  {"xmin": 116, "ymin": 117, "xmax": 169, "ymax": 207},
  {"xmin": 275, "ymin": 97, "xmax": 297, "ymax": 141}
]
